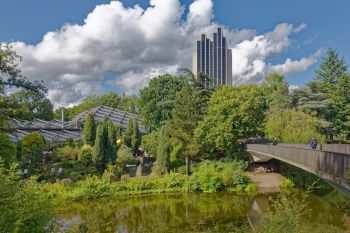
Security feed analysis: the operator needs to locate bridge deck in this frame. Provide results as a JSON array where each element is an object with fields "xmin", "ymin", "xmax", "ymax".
[{"xmin": 246, "ymin": 144, "xmax": 350, "ymax": 193}]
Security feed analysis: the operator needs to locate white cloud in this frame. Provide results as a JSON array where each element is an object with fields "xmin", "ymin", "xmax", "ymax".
[{"xmin": 4, "ymin": 0, "xmax": 321, "ymax": 107}]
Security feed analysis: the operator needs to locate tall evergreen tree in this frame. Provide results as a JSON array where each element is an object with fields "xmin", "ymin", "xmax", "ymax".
[
  {"xmin": 83, "ymin": 113, "xmax": 96, "ymax": 146},
  {"xmin": 93, "ymin": 124, "xmax": 107, "ymax": 173},
  {"xmin": 131, "ymin": 119, "xmax": 141, "ymax": 154},
  {"xmin": 124, "ymin": 118, "xmax": 133, "ymax": 147},
  {"xmin": 299, "ymin": 48, "xmax": 350, "ymax": 139},
  {"xmin": 153, "ymin": 125, "xmax": 170, "ymax": 175},
  {"xmin": 168, "ymin": 85, "xmax": 202, "ymax": 174},
  {"xmin": 108, "ymin": 120, "xmax": 117, "ymax": 163}
]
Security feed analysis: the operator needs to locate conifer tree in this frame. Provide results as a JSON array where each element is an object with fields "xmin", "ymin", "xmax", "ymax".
[
  {"xmin": 168, "ymin": 85, "xmax": 201, "ymax": 174},
  {"xmin": 93, "ymin": 123, "xmax": 107, "ymax": 173},
  {"xmin": 108, "ymin": 120, "xmax": 117, "ymax": 163},
  {"xmin": 123, "ymin": 118, "xmax": 133, "ymax": 147},
  {"xmin": 131, "ymin": 119, "xmax": 141, "ymax": 154},
  {"xmin": 153, "ymin": 125, "xmax": 170, "ymax": 175},
  {"xmin": 83, "ymin": 113, "xmax": 96, "ymax": 146}
]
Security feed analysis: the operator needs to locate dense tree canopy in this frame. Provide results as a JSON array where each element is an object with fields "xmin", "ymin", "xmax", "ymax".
[
  {"xmin": 138, "ymin": 74, "xmax": 187, "ymax": 130},
  {"xmin": 195, "ymin": 85, "xmax": 266, "ymax": 155},
  {"xmin": 0, "ymin": 133, "xmax": 16, "ymax": 167}
]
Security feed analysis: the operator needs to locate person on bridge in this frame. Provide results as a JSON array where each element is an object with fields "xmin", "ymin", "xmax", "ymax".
[{"xmin": 310, "ymin": 138, "xmax": 317, "ymax": 149}]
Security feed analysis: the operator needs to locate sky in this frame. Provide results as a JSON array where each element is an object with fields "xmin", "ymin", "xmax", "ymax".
[{"xmin": 0, "ymin": 0, "xmax": 349, "ymax": 107}]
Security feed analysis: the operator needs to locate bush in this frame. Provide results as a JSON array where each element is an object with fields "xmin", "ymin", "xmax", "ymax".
[
  {"xmin": 56, "ymin": 146, "xmax": 80, "ymax": 160},
  {"xmin": 79, "ymin": 145, "xmax": 93, "ymax": 165},
  {"xmin": 190, "ymin": 161, "xmax": 223, "ymax": 192},
  {"xmin": 0, "ymin": 133, "xmax": 16, "ymax": 167},
  {"xmin": 21, "ymin": 132, "xmax": 46, "ymax": 162},
  {"xmin": 220, "ymin": 160, "xmax": 247, "ymax": 188},
  {"xmin": 116, "ymin": 145, "xmax": 138, "ymax": 165}
]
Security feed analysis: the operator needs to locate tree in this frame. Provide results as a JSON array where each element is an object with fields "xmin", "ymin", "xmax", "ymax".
[
  {"xmin": 116, "ymin": 145, "xmax": 137, "ymax": 165},
  {"xmin": 168, "ymin": 85, "xmax": 202, "ymax": 174},
  {"xmin": 20, "ymin": 132, "xmax": 46, "ymax": 163},
  {"xmin": 195, "ymin": 85, "xmax": 266, "ymax": 155},
  {"xmin": 0, "ymin": 45, "xmax": 47, "ymax": 129},
  {"xmin": 265, "ymin": 109, "xmax": 324, "ymax": 144},
  {"xmin": 123, "ymin": 118, "xmax": 133, "ymax": 147},
  {"xmin": 261, "ymin": 73, "xmax": 291, "ymax": 111},
  {"xmin": 93, "ymin": 124, "xmax": 107, "ymax": 173},
  {"xmin": 83, "ymin": 113, "xmax": 96, "ymax": 146},
  {"xmin": 141, "ymin": 130, "xmax": 159, "ymax": 157},
  {"xmin": 152, "ymin": 125, "xmax": 171, "ymax": 175},
  {"xmin": 79, "ymin": 144, "xmax": 93, "ymax": 165},
  {"xmin": 131, "ymin": 119, "xmax": 141, "ymax": 154},
  {"xmin": 305, "ymin": 48, "xmax": 349, "ymax": 139},
  {"xmin": 138, "ymin": 74, "xmax": 187, "ymax": 129},
  {"xmin": 0, "ymin": 133, "xmax": 16, "ymax": 167},
  {"xmin": 108, "ymin": 120, "xmax": 117, "ymax": 163}
]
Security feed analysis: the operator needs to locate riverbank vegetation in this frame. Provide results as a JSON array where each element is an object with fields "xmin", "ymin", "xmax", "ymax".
[{"xmin": 1, "ymin": 44, "xmax": 350, "ymax": 232}]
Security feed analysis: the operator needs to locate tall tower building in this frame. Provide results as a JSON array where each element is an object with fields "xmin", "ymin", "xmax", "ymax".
[{"xmin": 192, "ymin": 27, "xmax": 232, "ymax": 86}]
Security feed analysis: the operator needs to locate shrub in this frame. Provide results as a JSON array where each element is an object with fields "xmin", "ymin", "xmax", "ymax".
[
  {"xmin": 0, "ymin": 133, "xmax": 16, "ymax": 167},
  {"xmin": 21, "ymin": 132, "xmax": 46, "ymax": 161},
  {"xmin": 219, "ymin": 160, "xmax": 248, "ymax": 188},
  {"xmin": 116, "ymin": 145, "xmax": 138, "ymax": 165},
  {"xmin": 191, "ymin": 161, "xmax": 223, "ymax": 192},
  {"xmin": 56, "ymin": 146, "xmax": 80, "ymax": 160},
  {"xmin": 79, "ymin": 145, "xmax": 93, "ymax": 165}
]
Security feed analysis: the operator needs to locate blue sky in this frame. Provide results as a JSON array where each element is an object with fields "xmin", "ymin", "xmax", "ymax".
[{"xmin": 0, "ymin": 0, "xmax": 349, "ymax": 106}]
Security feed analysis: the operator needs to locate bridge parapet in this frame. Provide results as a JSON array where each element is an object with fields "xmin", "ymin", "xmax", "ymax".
[{"xmin": 247, "ymin": 144, "xmax": 350, "ymax": 192}]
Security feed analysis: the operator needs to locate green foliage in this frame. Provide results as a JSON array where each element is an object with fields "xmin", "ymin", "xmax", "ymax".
[
  {"xmin": 141, "ymin": 130, "xmax": 159, "ymax": 157},
  {"xmin": 138, "ymin": 74, "xmax": 187, "ymax": 129},
  {"xmin": 20, "ymin": 132, "xmax": 46, "ymax": 163},
  {"xmin": 123, "ymin": 118, "xmax": 133, "ymax": 147},
  {"xmin": 168, "ymin": 85, "xmax": 202, "ymax": 163},
  {"xmin": 195, "ymin": 85, "xmax": 266, "ymax": 155},
  {"xmin": 0, "ymin": 133, "xmax": 16, "ymax": 167},
  {"xmin": 258, "ymin": 193, "xmax": 340, "ymax": 233},
  {"xmin": 107, "ymin": 121, "xmax": 118, "ymax": 163},
  {"xmin": 152, "ymin": 126, "xmax": 171, "ymax": 176},
  {"xmin": 93, "ymin": 124, "xmax": 107, "ymax": 173},
  {"xmin": 131, "ymin": 119, "xmax": 141, "ymax": 154},
  {"xmin": 83, "ymin": 113, "xmax": 96, "ymax": 146},
  {"xmin": 56, "ymin": 145, "xmax": 80, "ymax": 160},
  {"xmin": 116, "ymin": 145, "xmax": 137, "ymax": 165},
  {"xmin": 265, "ymin": 109, "xmax": 325, "ymax": 143},
  {"xmin": 190, "ymin": 160, "xmax": 248, "ymax": 193},
  {"xmin": 0, "ymin": 162, "xmax": 54, "ymax": 233},
  {"xmin": 261, "ymin": 73, "xmax": 291, "ymax": 111},
  {"xmin": 79, "ymin": 144, "xmax": 93, "ymax": 165}
]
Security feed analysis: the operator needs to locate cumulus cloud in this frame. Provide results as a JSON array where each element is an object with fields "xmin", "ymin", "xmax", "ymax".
[{"xmin": 4, "ymin": 0, "xmax": 321, "ymax": 106}]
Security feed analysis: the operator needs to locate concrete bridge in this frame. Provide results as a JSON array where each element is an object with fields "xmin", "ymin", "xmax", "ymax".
[{"xmin": 246, "ymin": 144, "xmax": 350, "ymax": 194}]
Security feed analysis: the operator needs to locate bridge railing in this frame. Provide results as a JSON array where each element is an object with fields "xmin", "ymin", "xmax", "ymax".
[
  {"xmin": 277, "ymin": 143, "xmax": 350, "ymax": 154},
  {"xmin": 247, "ymin": 144, "xmax": 350, "ymax": 179}
]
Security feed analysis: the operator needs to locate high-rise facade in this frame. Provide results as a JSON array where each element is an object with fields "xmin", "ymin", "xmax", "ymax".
[{"xmin": 192, "ymin": 27, "xmax": 232, "ymax": 86}]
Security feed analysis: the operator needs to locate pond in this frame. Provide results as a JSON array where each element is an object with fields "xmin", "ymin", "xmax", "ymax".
[{"xmin": 56, "ymin": 192, "xmax": 348, "ymax": 233}]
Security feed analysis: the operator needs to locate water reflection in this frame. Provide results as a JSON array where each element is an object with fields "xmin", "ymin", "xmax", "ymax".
[{"xmin": 57, "ymin": 192, "xmax": 346, "ymax": 233}]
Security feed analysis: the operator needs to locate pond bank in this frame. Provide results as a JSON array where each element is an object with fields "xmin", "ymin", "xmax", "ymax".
[{"xmin": 248, "ymin": 172, "xmax": 286, "ymax": 193}]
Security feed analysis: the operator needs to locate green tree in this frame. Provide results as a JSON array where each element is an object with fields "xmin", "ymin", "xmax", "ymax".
[
  {"xmin": 116, "ymin": 145, "xmax": 137, "ymax": 165},
  {"xmin": 93, "ymin": 124, "xmax": 107, "ymax": 173},
  {"xmin": 131, "ymin": 119, "xmax": 141, "ymax": 154},
  {"xmin": 108, "ymin": 120, "xmax": 117, "ymax": 163},
  {"xmin": 168, "ymin": 85, "xmax": 202, "ymax": 174},
  {"xmin": 20, "ymin": 132, "xmax": 45, "ymax": 163},
  {"xmin": 304, "ymin": 48, "xmax": 350, "ymax": 139},
  {"xmin": 0, "ymin": 45, "xmax": 47, "ymax": 129},
  {"xmin": 83, "ymin": 113, "xmax": 96, "ymax": 146},
  {"xmin": 15, "ymin": 140, "xmax": 22, "ymax": 161},
  {"xmin": 261, "ymin": 73, "xmax": 291, "ymax": 111},
  {"xmin": 265, "ymin": 109, "xmax": 324, "ymax": 144},
  {"xmin": 0, "ymin": 163, "xmax": 54, "ymax": 233},
  {"xmin": 195, "ymin": 85, "xmax": 266, "ymax": 155},
  {"xmin": 123, "ymin": 118, "xmax": 133, "ymax": 147},
  {"xmin": 141, "ymin": 130, "xmax": 159, "ymax": 157},
  {"xmin": 153, "ymin": 125, "xmax": 171, "ymax": 175},
  {"xmin": 138, "ymin": 74, "xmax": 187, "ymax": 129},
  {"xmin": 79, "ymin": 144, "xmax": 93, "ymax": 165},
  {"xmin": 0, "ymin": 133, "xmax": 16, "ymax": 167}
]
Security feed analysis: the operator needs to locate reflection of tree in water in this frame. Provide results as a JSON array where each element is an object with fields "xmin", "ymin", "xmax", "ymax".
[
  {"xmin": 57, "ymin": 193, "xmax": 252, "ymax": 232},
  {"xmin": 56, "ymin": 192, "xmax": 347, "ymax": 232}
]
